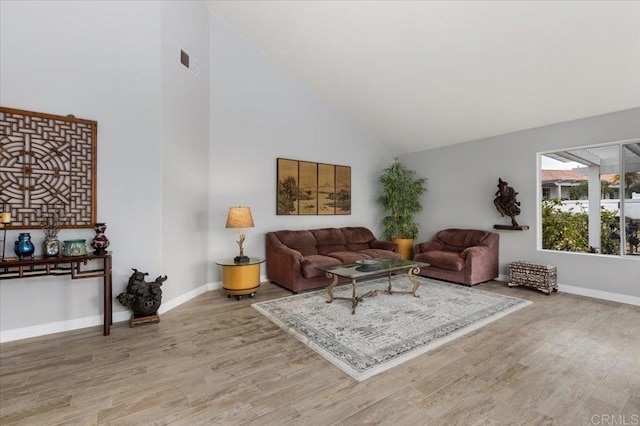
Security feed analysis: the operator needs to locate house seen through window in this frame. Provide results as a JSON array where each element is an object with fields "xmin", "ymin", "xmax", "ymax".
[{"xmin": 539, "ymin": 140, "xmax": 640, "ymax": 256}]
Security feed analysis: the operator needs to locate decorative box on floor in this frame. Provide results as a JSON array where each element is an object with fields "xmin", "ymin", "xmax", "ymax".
[{"xmin": 508, "ymin": 261, "xmax": 558, "ymax": 295}]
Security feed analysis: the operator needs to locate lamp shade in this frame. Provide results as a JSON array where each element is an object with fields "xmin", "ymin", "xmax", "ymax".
[{"xmin": 225, "ymin": 207, "xmax": 254, "ymax": 228}]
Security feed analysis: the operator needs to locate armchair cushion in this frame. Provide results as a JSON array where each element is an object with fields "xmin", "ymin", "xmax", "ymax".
[
  {"xmin": 415, "ymin": 240, "xmax": 444, "ymax": 253},
  {"xmin": 419, "ymin": 251, "xmax": 465, "ymax": 271},
  {"xmin": 435, "ymin": 229, "xmax": 493, "ymax": 252}
]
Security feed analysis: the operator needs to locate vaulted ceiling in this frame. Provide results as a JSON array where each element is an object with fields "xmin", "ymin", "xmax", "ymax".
[{"xmin": 207, "ymin": 1, "xmax": 640, "ymax": 154}]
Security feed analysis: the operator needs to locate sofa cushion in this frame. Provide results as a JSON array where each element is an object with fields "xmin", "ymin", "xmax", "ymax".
[
  {"xmin": 300, "ymin": 255, "xmax": 341, "ymax": 278},
  {"xmin": 436, "ymin": 229, "xmax": 492, "ymax": 252},
  {"xmin": 274, "ymin": 230, "xmax": 318, "ymax": 256},
  {"xmin": 415, "ymin": 251, "xmax": 465, "ymax": 271},
  {"xmin": 327, "ymin": 251, "xmax": 370, "ymax": 264},
  {"xmin": 343, "ymin": 227, "xmax": 376, "ymax": 251},
  {"xmin": 311, "ymin": 228, "xmax": 348, "ymax": 255},
  {"xmin": 347, "ymin": 242, "xmax": 369, "ymax": 251},
  {"xmin": 358, "ymin": 249, "xmax": 402, "ymax": 259}
]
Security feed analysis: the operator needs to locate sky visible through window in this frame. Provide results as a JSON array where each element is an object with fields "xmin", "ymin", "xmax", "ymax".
[{"xmin": 541, "ymin": 156, "xmax": 583, "ymax": 170}]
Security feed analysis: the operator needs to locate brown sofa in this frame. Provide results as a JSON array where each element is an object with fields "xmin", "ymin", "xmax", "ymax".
[
  {"xmin": 413, "ymin": 228, "xmax": 499, "ymax": 286},
  {"xmin": 266, "ymin": 227, "xmax": 401, "ymax": 293}
]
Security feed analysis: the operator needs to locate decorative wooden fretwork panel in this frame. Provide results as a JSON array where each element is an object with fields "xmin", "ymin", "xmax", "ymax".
[{"xmin": 0, "ymin": 107, "xmax": 97, "ymax": 229}]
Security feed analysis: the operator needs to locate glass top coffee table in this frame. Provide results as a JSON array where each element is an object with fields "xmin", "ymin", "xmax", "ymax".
[{"xmin": 314, "ymin": 258, "xmax": 429, "ymax": 315}]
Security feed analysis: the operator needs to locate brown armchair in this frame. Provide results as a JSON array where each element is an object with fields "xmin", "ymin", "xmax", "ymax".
[{"xmin": 413, "ymin": 229, "xmax": 499, "ymax": 286}]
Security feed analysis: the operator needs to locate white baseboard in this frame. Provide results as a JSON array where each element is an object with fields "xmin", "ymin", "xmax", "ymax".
[
  {"xmin": 1, "ymin": 280, "xmax": 225, "ymax": 343},
  {"xmin": 0, "ymin": 312, "xmax": 130, "ymax": 343},
  {"xmin": 497, "ymin": 274, "xmax": 639, "ymax": 306},
  {"xmin": 558, "ymin": 284, "xmax": 640, "ymax": 306},
  {"xmin": 158, "ymin": 282, "xmax": 213, "ymax": 314},
  {"xmin": 17, "ymin": 274, "xmax": 637, "ymax": 343}
]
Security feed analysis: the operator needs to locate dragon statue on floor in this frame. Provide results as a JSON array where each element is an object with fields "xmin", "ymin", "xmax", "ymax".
[{"xmin": 117, "ymin": 268, "xmax": 167, "ymax": 317}]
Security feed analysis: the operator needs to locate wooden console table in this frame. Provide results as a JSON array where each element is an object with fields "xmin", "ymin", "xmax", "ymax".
[{"xmin": 0, "ymin": 252, "xmax": 113, "ymax": 336}]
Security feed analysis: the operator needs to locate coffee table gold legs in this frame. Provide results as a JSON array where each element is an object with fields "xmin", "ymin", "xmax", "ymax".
[
  {"xmin": 385, "ymin": 267, "xmax": 421, "ymax": 298},
  {"xmin": 408, "ymin": 266, "xmax": 421, "ymax": 297},
  {"xmin": 325, "ymin": 273, "xmax": 378, "ymax": 315},
  {"xmin": 350, "ymin": 279, "xmax": 379, "ymax": 315},
  {"xmin": 325, "ymin": 272, "xmax": 339, "ymax": 304}
]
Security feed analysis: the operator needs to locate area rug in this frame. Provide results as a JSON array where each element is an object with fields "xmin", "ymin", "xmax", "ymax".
[{"xmin": 252, "ymin": 276, "xmax": 531, "ymax": 381}]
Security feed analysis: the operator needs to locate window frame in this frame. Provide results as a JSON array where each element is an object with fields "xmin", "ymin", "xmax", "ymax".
[{"xmin": 537, "ymin": 138, "xmax": 640, "ymax": 258}]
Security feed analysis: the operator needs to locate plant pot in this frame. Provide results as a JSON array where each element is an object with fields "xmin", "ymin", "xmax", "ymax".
[
  {"xmin": 392, "ymin": 238, "xmax": 414, "ymax": 260},
  {"xmin": 43, "ymin": 236, "xmax": 60, "ymax": 257}
]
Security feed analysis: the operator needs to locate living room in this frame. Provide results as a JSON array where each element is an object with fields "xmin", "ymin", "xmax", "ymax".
[{"xmin": 1, "ymin": 1, "xmax": 639, "ymax": 424}]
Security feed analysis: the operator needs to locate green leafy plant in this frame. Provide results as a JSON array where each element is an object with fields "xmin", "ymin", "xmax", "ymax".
[
  {"xmin": 541, "ymin": 199, "xmax": 589, "ymax": 252},
  {"xmin": 377, "ymin": 158, "xmax": 427, "ymax": 240},
  {"xmin": 541, "ymin": 199, "xmax": 620, "ymax": 254},
  {"xmin": 600, "ymin": 208, "xmax": 620, "ymax": 255},
  {"xmin": 568, "ymin": 181, "xmax": 616, "ymax": 200},
  {"xmin": 613, "ymin": 172, "xmax": 640, "ymax": 198}
]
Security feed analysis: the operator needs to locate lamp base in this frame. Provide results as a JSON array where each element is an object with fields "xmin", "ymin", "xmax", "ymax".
[{"xmin": 234, "ymin": 255, "xmax": 250, "ymax": 263}]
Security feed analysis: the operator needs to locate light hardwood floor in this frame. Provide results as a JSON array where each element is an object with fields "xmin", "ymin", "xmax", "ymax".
[{"xmin": 1, "ymin": 280, "xmax": 639, "ymax": 425}]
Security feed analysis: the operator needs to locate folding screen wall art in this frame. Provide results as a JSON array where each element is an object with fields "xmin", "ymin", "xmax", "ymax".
[{"xmin": 277, "ymin": 158, "xmax": 351, "ymax": 215}]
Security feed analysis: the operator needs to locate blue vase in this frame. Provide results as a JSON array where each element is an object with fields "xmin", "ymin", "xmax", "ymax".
[{"xmin": 14, "ymin": 233, "xmax": 35, "ymax": 260}]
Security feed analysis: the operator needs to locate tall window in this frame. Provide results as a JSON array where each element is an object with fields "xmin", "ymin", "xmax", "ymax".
[
  {"xmin": 539, "ymin": 140, "xmax": 640, "ymax": 257},
  {"xmin": 622, "ymin": 144, "xmax": 640, "ymax": 255}
]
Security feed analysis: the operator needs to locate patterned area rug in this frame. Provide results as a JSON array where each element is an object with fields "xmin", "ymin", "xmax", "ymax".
[{"xmin": 252, "ymin": 276, "xmax": 531, "ymax": 381}]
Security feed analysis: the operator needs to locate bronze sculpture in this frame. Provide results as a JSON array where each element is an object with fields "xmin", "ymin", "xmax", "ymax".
[
  {"xmin": 117, "ymin": 268, "xmax": 167, "ymax": 318},
  {"xmin": 494, "ymin": 178, "xmax": 522, "ymax": 227}
]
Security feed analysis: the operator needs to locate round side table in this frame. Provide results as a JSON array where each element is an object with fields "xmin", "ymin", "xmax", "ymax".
[{"xmin": 215, "ymin": 257, "xmax": 265, "ymax": 300}]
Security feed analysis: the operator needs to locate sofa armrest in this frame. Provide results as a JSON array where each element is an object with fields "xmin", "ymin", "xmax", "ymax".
[
  {"xmin": 461, "ymin": 246, "xmax": 488, "ymax": 260},
  {"xmin": 265, "ymin": 233, "xmax": 306, "ymax": 290},
  {"xmin": 462, "ymin": 245, "xmax": 499, "ymax": 281},
  {"xmin": 265, "ymin": 233, "xmax": 304, "ymax": 263},
  {"xmin": 462, "ymin": 232, "xmax": 499, "ymax": 263},
  {"xmin": 369, "ymin": 239, "xmax": 398, "ymax": 252},
  {"xmin": 414, "ymin": 240, "xmax": 444, "ymax": 254}
]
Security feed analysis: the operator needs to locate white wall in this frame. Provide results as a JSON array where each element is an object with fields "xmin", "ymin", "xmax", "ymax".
[
  {"xmin": 400, "ymin": 108, "xmax": 640, "ymax": 299},
  {"xmin": 0, "ymin": 1, "xmax": 164, "ymax": 333},
  {"xmin": 160, "ymin": 1, "xmax": 211, "ymax": 302},
  {"xmin": 12, "ymin": 1, "xmax": 630, "ymax": 338},
  {"xmin": 0, "ymin": 2, "xmax": 394, "ymax": 340},
  {"xmin": 208, "ymin": 14, "xmax": 394, "ymax": 282}
]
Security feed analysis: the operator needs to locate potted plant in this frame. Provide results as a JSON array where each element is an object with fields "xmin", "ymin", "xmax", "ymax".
[
  {"xmin": 38, "ymin": 205, "xmax": 71, "ymax": 256},
  {"xmin": 377, "ymin": 158, "xmax": 427, "ymax": 259}
]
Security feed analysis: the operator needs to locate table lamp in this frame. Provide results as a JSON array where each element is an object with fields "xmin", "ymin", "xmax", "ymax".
[{"xmin": 225, "ymin": 206, "xmax": 254, "ymax": 263}]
